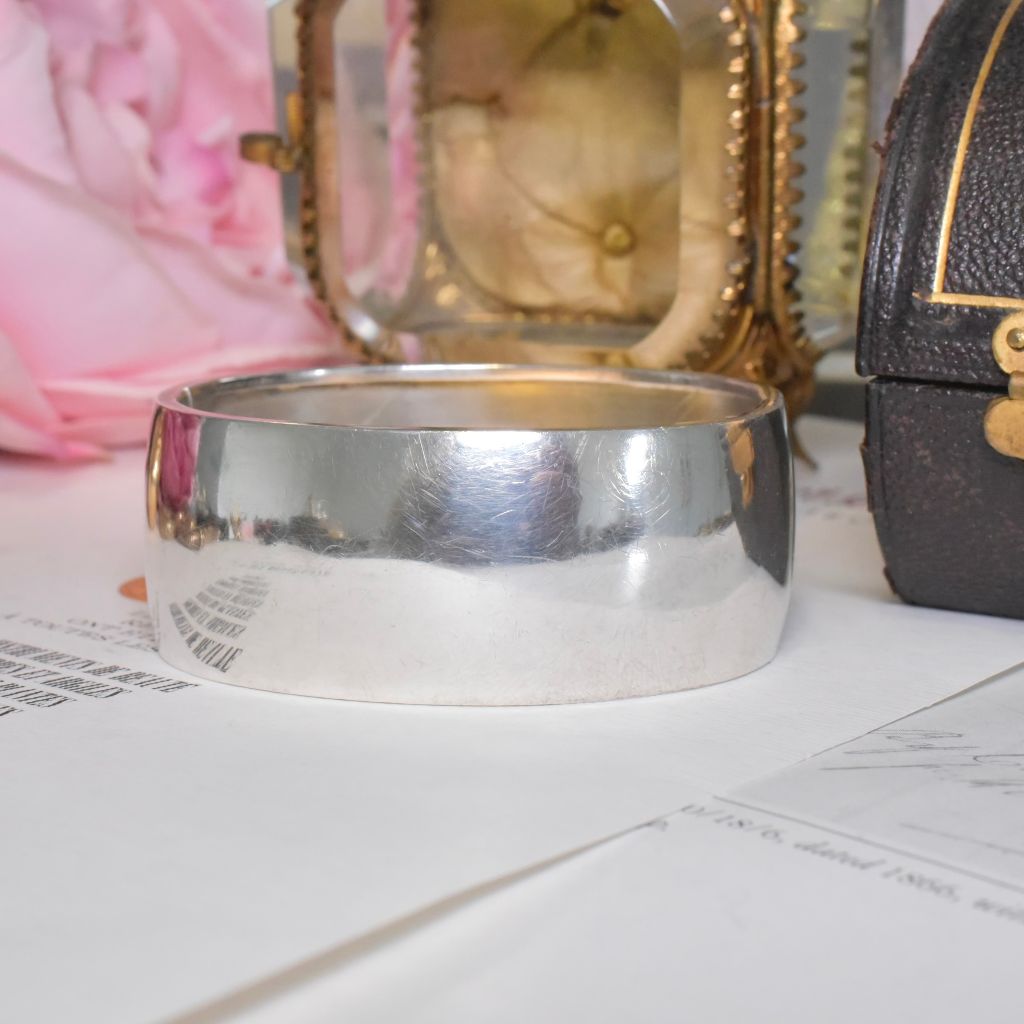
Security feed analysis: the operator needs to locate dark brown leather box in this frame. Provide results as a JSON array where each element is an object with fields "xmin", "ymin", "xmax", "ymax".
[{"xmin": 858, "ymin": 0, "xmax": 1024, "ymax": 619}]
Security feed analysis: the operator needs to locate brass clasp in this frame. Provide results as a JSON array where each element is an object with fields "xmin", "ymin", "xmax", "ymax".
[
  {"xmin": 984, "ymin": 313, "xmax": 1024, "ymax": 459},
  {"xmin": 240, "ymin": 91, "xmax": 304, "ymax": 173}
]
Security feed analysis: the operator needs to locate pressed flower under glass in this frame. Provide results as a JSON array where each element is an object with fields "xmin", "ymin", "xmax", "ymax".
[{"xmin": 254, "ymin": 0, "xmax": 902, "ymax": 412}]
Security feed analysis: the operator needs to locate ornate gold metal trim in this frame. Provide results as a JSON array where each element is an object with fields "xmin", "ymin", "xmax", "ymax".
[
  {"xmin": 242, "ymin": 0, "xmax": 815, "ymax": 410},
  {"xmin": 702, "ymin": 0, "xmax": 816, "ymax": 417},
  {"xmin": 985, "ymin": 312, "xmax": 1024, "ymax": 459}
]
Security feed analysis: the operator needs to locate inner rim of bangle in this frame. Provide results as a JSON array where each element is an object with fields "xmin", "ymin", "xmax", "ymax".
[{"xmin": 178, "ymin": 367, "xmax": 772, "ymax": 431}]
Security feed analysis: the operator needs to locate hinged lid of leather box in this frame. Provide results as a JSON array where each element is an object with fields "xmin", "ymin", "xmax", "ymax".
[
  {"xmin": 858, "ymin": 0, "xmax": 1024, "ymax": 620},
  {"xmin": 858, "ymin": 0, "xmax": 1024, "ymax": 392}
]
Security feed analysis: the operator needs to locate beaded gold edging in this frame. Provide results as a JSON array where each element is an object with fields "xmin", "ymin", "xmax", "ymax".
[
  {"xmin": 693, "ymin": 0, "xmax": 752, "ymax": 358},
  {"xmin": 294, "ymin": 0, "xmax": 325, "ymax": 309},
  {"xmin": 702, "ymin": 0, "xmax": 818, "ymax": 417},
  {"xmin": 293, "ymin": 0, "xmax": 373, "ymax": 360}
]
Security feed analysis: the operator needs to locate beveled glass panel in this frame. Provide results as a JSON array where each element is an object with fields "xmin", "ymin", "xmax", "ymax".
[
  {"xmin": 332, "ymin": 0, "xmax": 420, "ymax": 324},
  {"xmin": 330, "ymin": 0, "xmax": 739, "ymax": 358},
  {"xmin": 795, "ymin": 0, "xmax": 905, "ymax": 349}
]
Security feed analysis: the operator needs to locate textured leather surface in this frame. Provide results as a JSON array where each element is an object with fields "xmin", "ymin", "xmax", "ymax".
[
  {"xmin": 858, "ymin": 0, "xmax": 1024, "ymax": 388},
  {"xmin": 859, "ymin": 0, "xmax": 1024, "ymax": 619},
  {"xmin": 865, "ymin": 380, "xmax": 1024, "ymax": 620}
]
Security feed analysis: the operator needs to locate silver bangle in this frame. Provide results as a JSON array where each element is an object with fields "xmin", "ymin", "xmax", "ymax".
[{"xmin": 145, "ymin": 365, "xmax": 793, "ymax": 705}]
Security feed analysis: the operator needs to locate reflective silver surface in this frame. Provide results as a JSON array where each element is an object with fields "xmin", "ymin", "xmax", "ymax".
[{"xmin": 146, "ymin": 365, "xmax": 793, "ymax": 705}]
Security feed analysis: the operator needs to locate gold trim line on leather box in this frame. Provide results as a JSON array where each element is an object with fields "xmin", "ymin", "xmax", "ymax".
[{"xmin": 926, "ymin": 0, "xmax": 1024, "ymax": 307}]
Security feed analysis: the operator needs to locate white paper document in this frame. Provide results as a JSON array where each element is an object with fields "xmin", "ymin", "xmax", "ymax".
[
  {"xmin": 737, "ymin": 662, "xmax": 1024, "ymax": 889},
  {"xmin": 225, "ymin": 789, "xmax": 1024, "ymax": 1024},
  {"xmin": 1, "ymin": 418, "xmax": 1022, "ymax": 1022}
]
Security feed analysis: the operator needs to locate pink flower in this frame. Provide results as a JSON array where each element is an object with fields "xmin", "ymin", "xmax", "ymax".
[
  {"xmin": 0, "ymin": 0, "xmax": 340, "ymax": 460},
  {"xmin": 158, "ymin": 408, "xmax": 198, "ymax": 512}
]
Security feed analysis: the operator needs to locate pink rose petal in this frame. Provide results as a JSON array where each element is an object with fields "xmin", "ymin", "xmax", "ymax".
[{"xmin": 0, "ymin": 0, "xmax": 343, "ymax": 461}]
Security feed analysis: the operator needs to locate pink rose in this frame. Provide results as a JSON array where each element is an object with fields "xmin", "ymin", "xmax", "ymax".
[
  {"xmin": 158, "ymin": 408, "xmax": 198, "ymax": 512},
  {"xmin": 0, "ymin": 0, "xmax": 340, "ymax": 460}
]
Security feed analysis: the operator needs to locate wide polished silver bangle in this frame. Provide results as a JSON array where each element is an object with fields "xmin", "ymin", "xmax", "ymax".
[{"xmin": 145, "ymin": 365, "xmax": 793, "ymax": 705}]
